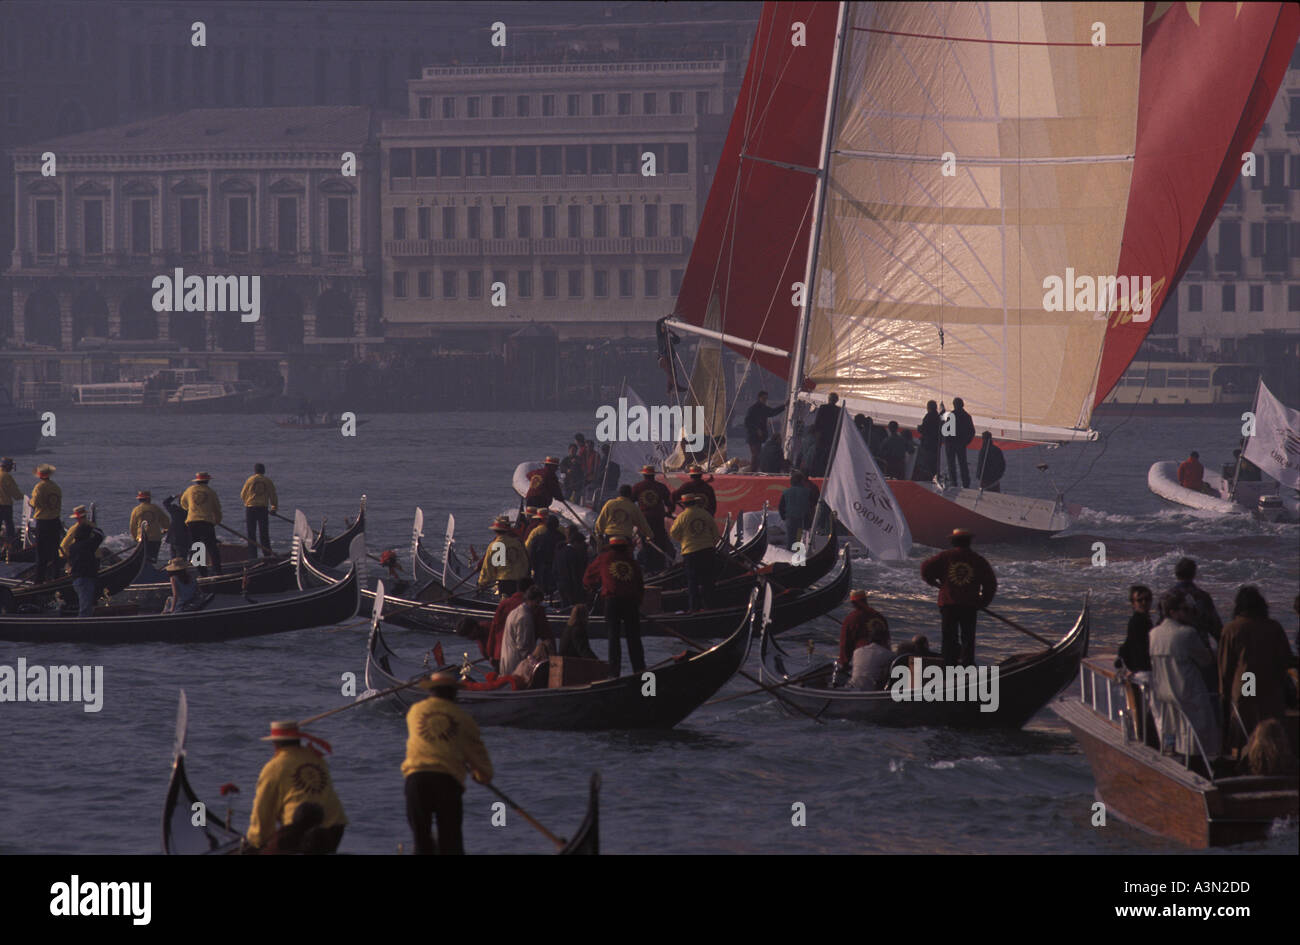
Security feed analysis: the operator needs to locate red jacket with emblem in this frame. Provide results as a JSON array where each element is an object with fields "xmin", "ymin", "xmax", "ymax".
[
  {"xmin": 582, "ymin": 548, "xmax": 644, "ymax": 604},
  {"xmin": 839, "ymin": 600, "xmax": 889, "ymax": 665},
  {"xmin": 919, "ymin": 547, "xmax": 997, "ymax": 609},
  {"xmin": 631, "ymin": 479, "xmax": 672, "ymax": 530},
  {"xmin": 671, "ymin": 479, "xmax": 717, "ymax": 515},
  {"xmin": 525, "ymin": 466, "xmax": 564, "ymax": 504}
]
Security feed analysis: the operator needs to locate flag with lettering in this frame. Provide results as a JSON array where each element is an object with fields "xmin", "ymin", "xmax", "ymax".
[
  {"xmin": 1243, "ymin": 380, "xmax": 1300, "ymax": 491},
  {"xmin": 822, "ymin": 410, "xmax": 911, "ymax": 560}
]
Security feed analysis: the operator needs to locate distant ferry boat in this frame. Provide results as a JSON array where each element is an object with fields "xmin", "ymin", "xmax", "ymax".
[
  {"xmin": 1094, "ymin": 361, "xmax": 1258, "ymax": 415},
  {"xmin": 70, "ymin": 369, "xmax": 272, "ymax": 412}
]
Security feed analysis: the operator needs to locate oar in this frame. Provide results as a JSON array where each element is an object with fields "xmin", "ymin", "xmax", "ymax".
[
  {"xmin": 213, "ymin": 520, "xmax": 277, "ymax": 557},
  {"xmin": 704, "ymin": 670, "xmax": 822, "ymax": 706},
  {"xmin": 481, "ymin": 781, "xmax": 566, "ymax": 850},
  {"xmin": 981, "ymin": 607, "xmax": 1053, "ymax": 647},
  {"xmin": 300, "ymin": 584, "xmax": 407, "ymax": 724}
]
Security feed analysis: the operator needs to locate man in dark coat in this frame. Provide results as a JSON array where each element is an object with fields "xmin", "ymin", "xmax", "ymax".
[
  {"xmin": 974, "ymin": 431, "xmax": 1006, "ymax": 492},
  {"xmin": 162, "ymin": 494, "xmax": 190, "ymax": 562},
  {"xmin": 943, "ymin": 397, "xmax": 976, "ymax": 488},
  {"xmin": 744, "ymin": 391, "xmax": 785, "ymax": 472},
  {"xmin": 811, "ymin": 393, "xmax": 842, "ymax": 476},
  {"xmin": 920, "ymin": 528, "xmax": 997, "ymax": 666},
  {"xmin": 914, "ymin": 401, "xmax": 942, "ymax": 481},
  {"xmin": 630, "ymin": 466, "xmax": 673, "ymax": 572},
  {"xmin": 878, "ymin": 421, "xmax": 915, "ymax": 480},
  {"xmin": 582, "ymin": 536, "xmax": 645, "ymax": 677}
]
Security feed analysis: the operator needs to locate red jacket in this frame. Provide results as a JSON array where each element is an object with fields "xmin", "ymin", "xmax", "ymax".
[
  {"xmin": 487, "ymin": 591, "xmax": 526, "ymax": 660},
  {"xmin": 525, "ymin": 466, "xmax": 564, "ymax": 504},
  {"xmin": 671, "ymin": 479, "xmax": 717, "ymax": 515},
  {"xmin": 583, "ymin": 548, "xmax": 644, "ymax": 604},
  {"xmin": 1177, "ymin": 457, "xmax": 1204, "ymax": 490},
  {"xmin": 631, "ymin": 479, "xmax": 672, "ymax": 530},
  {"xmin": 920, "ymin": 547, "xmax": 997, "ymax": 609},
  {"xmin": 839, "ymin": 600, "xmax": 889, "ymax": 665}
]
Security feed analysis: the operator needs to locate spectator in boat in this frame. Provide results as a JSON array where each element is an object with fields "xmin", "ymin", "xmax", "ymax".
[
  {"xmin": 921, "ymin": 528, "xmax": 997, "ymax": 666},
  {"xmin": 246, "ymin": 720, "xmax": 347, "ymax": 854},
  {"xmin": 559, "ymin": 604, "xmax": 599, "ymax": 661},
  {"xmin": 0, "ymin": 457, "xmax": 21, "ymax": 549},
  {"xmin": 877, "ymin": 421, "xmax": 914, "ymax": 480},
  {"xmin": 524, "ymin": 457, "xmax": 564, "ymax": 512},
  {"xmin": 811, "ymin": 393, "xmax": 842, "ymax": 477},
  {"xmin": 1149, "ymin": 591, "xmax": 1221, "ymax": 759},
  {"xmin": 895, "ymin": 634, "xmax": 934, "ymax": 659},
  {"xmin": 914, "ymin": 401, "xmax": 943, "ymax": 482},
  {"xmin": 670, "ymin": 493, "xmax": 720, "ymax": 612},
  {"xmin": 180, "ymin": 472, "xmax": 222, "ymax": 576},
  {"xmin": 128, "ymin": 490, "xmax": 167, "ymax": 564},
  {"xmin": 560, "ymin": 443, "xmax": 586, "ymax": 502},
  {"xmin": 526, "ymin": 514, "xmax": 563, "ymax": 598},
  {"xmin": 402, "ymin": 671, "xmax": 493, "ymax": 855},
  {"xmin": 60, "ymin": 506, "xmax": 103, "ymax": 617},
  {"xmin": 1217, "ymin": 586, "xmax": 1296, "ymax": 755},
  {"xmin": 759, "ymin": 433, "xmax": 786, "ymax": 473},
  {"xmin": 1117, "ymin": 585, "xmax": 1154, "ymax": 673},
  {"xmin": 850, "ymin": 622, "xmax": 894, "ymax": 691},
  {"xmin": 162, "ymin": 494, "xmax": 190, "ymax": 563},
  {"xmin": 779, "ymin": 470, "xmax": 815, "ymax": 550},
  {"xmin": 28, "ymin": 463, "xmax": 62, "ymax": 584},
  {"xmin": 1159, "ymin": 557, "xmax": 1223, "ymax": 659},
  {"xmin": 575, "ymin": 433, "xmax": 599, "ymax": 502},
  {"xmin": 943, "ymin": 397, "xmax": 976, "ymax": 488},
  {"xmin": 477, "ymin": 517, "xmax": 528, "ymax": 597},
  {"xmin": 486, "ymin": 577, "xmax": 534, "ymax": 672},
  {"xmin": 455, "ymin": 616, "xmax": 491, "ymax": 661},
  {"xmin": 975, "ymin": 432, "xmax": 1006, "ymax": 492},
  {"xmin": 744, "ymin": 391, "xmax": 785, "ymax": 472},
  {"xmin": 583, "ymin": 535, "xmax": 646, "ymax": 678},
  {"xmin": 837, "ymin": 589, "xmax": 888, "ymax": 682},
  {"xmin": 555, "ymin": 526, "xmax": 590, "ymax": 609},
  {"xmin": 1177, "ymin": 450, "xmax": 1213, "ymax": 495},
  {"xmin": 161, "ymin": 557, "xmax": 202, "ymax": 614},
  {"xmin": 1238, "ymin": 718, "xmax": 1299, "ymax": 776},
  {"xmin": 240, "ymin": 463, "xmax": 279, "ymax": 560},
  {"xmin": 500, "ymin": 586, "xmax": 545, "ymax": 677},
  {"xmin": 631, "ymin": 466, "xmax": 674, "ymax": 573}
]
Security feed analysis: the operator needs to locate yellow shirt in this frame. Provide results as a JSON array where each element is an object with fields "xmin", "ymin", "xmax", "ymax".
[
  {"xmin": 670, "ymin": 506, "xmax": 720, "ymax": 555},
  {"xmin": 594, "ymin": 496, "xmax": 651, "ymax": 540},
  {"xmin": 60, "ymin": 521, "xmax": 90, "ymax": 559},
  {"xmin": 179, "ymin": 483, "xmax": 222, "ymax": 524},
  {"xmin": 29, "ymin": 479, "xmax": 62, "ymax": 520},
  {"xmin": 129, "ymin": 502, "xmax": 168, "ymax": 541},
  {"xmin": 401, "ymin": 695, "xmax": 493, "ymax": 785},
  {"xmin": 477, "ymin": 534, "xmax": 529, "ymax": 586},
  {"xmin": 240, "ymin": 474, "xmax": 279, "ymax": 509},
  {"xmin": 246, "ymin": 745, "xmax": 347, "ymax": 849},
  {"xmin": 0, "ymin": 471, "xmax": 21, "ymax": 506}
]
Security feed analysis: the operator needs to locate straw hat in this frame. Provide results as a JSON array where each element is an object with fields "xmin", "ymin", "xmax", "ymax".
[
  {"xmin": 608, "ymin": 535, "xmax": 630, "ymax": 546},
  {"xmin": 192, "ymin": 472, "xmax": 212, "ymax": 483},
  {"xmin": 681, "ymin": 492, "xmax": 703, "ymax": 504},
  {"xmin": 260, "ymin": 720, "xmax": 304, "ymax": 742},
  {"xmin": 164, "ymin": 557, "xmax": 190, "ymax": 572},
  {"xmin": 688, "ymin": 465, "xmax": 704, "ymax": 476},
  {"xmin": 490, "ymin": 520, "xmax": 512, "ymax": 532},
  {"xmin": 136, "ymin": 490, "xmax": 151, "ymax": 500},
  {"xmin": 640, "ymin": 465, "xmax": 656, "ymax": 475},
  {"xmin": 69, "ymin": 505, "xmax": 88, "ymax": 520},
  {"xmin": 418, "ymin": 671, "xmax": 464, "ymax": 690},
  {"xmin": 850, "ymin": 589, "xmax": 868, "ymax": 601},
  {"xmin": 35, "ymin": 463, "xmax": 56, "ymax": 477},
  {"xmin": 544, "ymin": 456, "xmax": 560, "ymax": 466}
]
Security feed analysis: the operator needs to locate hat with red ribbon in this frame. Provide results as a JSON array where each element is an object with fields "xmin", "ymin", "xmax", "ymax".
[{"xmin": 261, "ymin": 719, "xmax": 332, "ymax": 755}]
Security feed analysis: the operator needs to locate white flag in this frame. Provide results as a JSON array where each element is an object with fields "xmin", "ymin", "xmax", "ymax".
[
  {"xmin": 611, "ymin": 384, "xmax": 675, "ymax": 476},
  {"xmin": 1243, "ymin": 380, "xmax": 1300, "ymax": 491},
  {"xmin": 822, "ymin": 409, "xmax": 912, "ymax": 560}
]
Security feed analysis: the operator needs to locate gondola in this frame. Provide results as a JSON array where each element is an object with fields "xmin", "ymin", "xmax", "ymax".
[
  {"xmin": 310, "ymin": 496, "xmax": 367, "ymax": 568},
  {"xmin": 163, "ymin": 691, "xmax": 244, "ymax": 855},
  {"xmin": 365, "ymin": 590, "xmax": 757, "ymax": 730},
  {"xmin": 3, "ymin": 536, "xmax": 147, "ymax": 606},
  {"xmin": 306, "ymin": 539, "xmax": 850, "ymax": 639},
  {"xmin": 758, "ymin": 597, "xmax": 1090, "ymax": 729},
  {"xmin": 0, "ymin": 545, "xmax": 358, "ymax": 643}
]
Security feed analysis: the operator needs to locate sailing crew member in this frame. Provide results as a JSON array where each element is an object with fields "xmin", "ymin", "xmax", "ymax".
[
  {"xmin": 240, "ymin": 463, "xmax": 279, "ymax": 560},
  {"xmin": 29, "ymin": 463, "xmax": 62, "ymax": 583},
  {"xmin": 974, "ymin": 431, "xmax": 1006, "ymax": 492},
  {"xmin": 247, "ymin": 720, "xmax": 347, "ymax": 854},
  {"xmin": 402, "ymin": 671, "xmax": 493, "ymax": 855},
  {"xmin": 525, "ymin": 513, "xmax": 562, "ymax": 597},
  {"xmin": 559, "ymin": 443, "xmax": 586, "ymax": 501},
  {"xmin": 670, "ymin": 465, "xmax": 717, "ymax": 516},
  {"xmin": 524, "ymin": 457, "xmax": 564, "ymax": 511},
  {"xmin": 878, "ymin": 421, "xmax": 915, "ymax": 480},
  {"xmin": 61, "ymin": 506, "xmax": 104, "ymax": 617},
  {"xmin": 744, "ymin": 391, "xmax": 785, "ymax": 472},
  {"xmin": 180, "ymin": 472, "xmax": 222, "ymax": 576},
  {"xmin": 631, "ymin": 465, "xmax": 673, "ymax": 572},
  {"xmin": 779, "ymin": 471, "xmax": 815, "ymax": 550},
  {"xmin": 0, "ymin": 458, "xmax": 21, "ymax": 548},
  {"xmin": 838, "ymin": 589, "xmax": 889, "ymax": 669},
  {"xmin": 920, "ymin": 528, "xmax": 997, "ymax": 666},
  {"xmin": 478, "ymin": 517, "xmax": 529, "ymax": 597},
  {"xmin": 669, "ymin": 492, "xmax": 720, "ymax": 612},
  {"xmin": 129, "ymin": 490, "xmax": 168, "ymax": 563},
  {"xmin": 811, "ymin": 393, "xmax": 842, "ymax": 477},
  {"xmin": 943, "ymin": 397, "xmax": 976, "ymax": 488},
  {"xmin": 594, "ymin": 484, "xmax": 652, "ymax": 548},
  {"xmin": 914, "ymin": 401, "xmax": 942, "ymax": 482},
  {"xmin": 583, "ymin": 534, "xmax": 645, "ymax": 678},
  {"xmin": 1177, "ymin": 450, "xmax": 1212, "ymax": 495},
  {"xmin": 162, "ymin": 494, "xmax": 190, "ymax": 562}
]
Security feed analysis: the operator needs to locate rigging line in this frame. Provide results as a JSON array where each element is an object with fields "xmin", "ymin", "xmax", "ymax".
[{"xmin": 851, "ymin": 26, "xmax": 1140, "ymax": 47}]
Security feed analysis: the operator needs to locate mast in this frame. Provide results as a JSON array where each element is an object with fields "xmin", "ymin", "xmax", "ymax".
[{"xmin": 782, "ymin": 0, "xmax": 849, "ymax": 460}]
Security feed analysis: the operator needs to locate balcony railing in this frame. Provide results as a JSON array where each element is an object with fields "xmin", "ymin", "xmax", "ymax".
[
  {"xmin": 387, "ymin": 172, "xmax": 693, "ymax": 193},
  {"xmin": 420, "ymin": 61, "xmax": 724, "ymax": 79}
]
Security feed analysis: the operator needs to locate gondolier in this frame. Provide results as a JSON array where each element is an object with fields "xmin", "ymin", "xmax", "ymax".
[
  {"xmin": 583, "ymin": 535, "xmax": 645, "ymax": 678},
  {"xmin": 129, "ymin": 490, "xmax": 167, "ymax": 563},
  {"xmin": 478, "ymin": 517, "xmax": 528, "ymax": 596},
  {"xmin": 837, "ymin": 589, "xmax": 889, "ymax": 673},
  {"xmin": 402, "ymin": 671, "xmax": 494, "ymax": 855},
  {"xmin": 60, "ymin": 506, "xmax": 103, "ymax": 617},
  {"xmin": 669, "ymin": 492, "xmax": 720, "ymax": 612},
  {"xmin": 920, "ymin": 528, "xmax": 997, "ymax": 666},
  {"xmin": 180, "ymin": 472, "xmax": 222, "ymax": 575},
  {"xmin": 29, "ymin": 463, "xmax": 62, "ymax": 583},
  {"xmin": 246, "ymin": 720, "xmax": 347, "ymax": 854},
  {"xmin": 0, "ymin": 458, "xmax": 21, "ymax": 548},
  {"xmin": 524, "ymin": 457, "xmax": 564, "ymax": 510},
  {"xmin": 594, "ymin": 484, "xmax": 652, "ymax": 547},
  {"xmin": 631, "ymin": 465, "xmax": 673, "ymax": 572},
  {"xmin": 671, "ymin": 465, "xmax": 716, "ymax": 515},
  {"xmin": 162, "ymin": 494, "xmax": 190, "ymax": 562},
  {"xmin": 240, "ymin": 463, "xmax": 279, "ymax": 559}
]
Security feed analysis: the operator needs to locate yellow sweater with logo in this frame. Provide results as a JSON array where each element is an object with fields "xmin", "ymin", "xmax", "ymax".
[
  {"xmin": 477, "ymin": 534, "xmax": 529, "ymax": 586},
  {"xmin": 670, "ymin": 506, "xmax": 720, "ymax": 555},
  {"xmin": 129, "ymin": 502, "xmax": 168, "ymax": 541},
  {"xmin": 240, "ymin": 474, "xmax": 279, "ymax": 509},
  {"xmin": 180, "ymin": 483, "xmax": 222, "ymax": 524},
  {"xmin": 594, "ymin": 496, "xmax": 651, "ymax": 540},
  {"xmin": 246, "ymin": 745, "xmax": 347, "ymax": 849},
  {"xmin": 0, "ymin": 471, "xmax": 21, "ymax": 506},
  {"xmin": 29, "ymin": 479, "xmax": 62, "ymax": 520},
  {"xmin": 401, "ymin": 695, "xmax": 494, "ymax": 785}
]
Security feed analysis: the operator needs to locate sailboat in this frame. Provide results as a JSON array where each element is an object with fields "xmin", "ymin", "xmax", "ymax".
[{"xmin": 651, "ymin": 1, "xmax": 1298, "ymax": 548}]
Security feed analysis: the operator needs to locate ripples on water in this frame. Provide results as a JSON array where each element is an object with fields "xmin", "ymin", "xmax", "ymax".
[{"xmin": 1, "ymin": 411, "xmax": 1295, "ymax": 854}]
